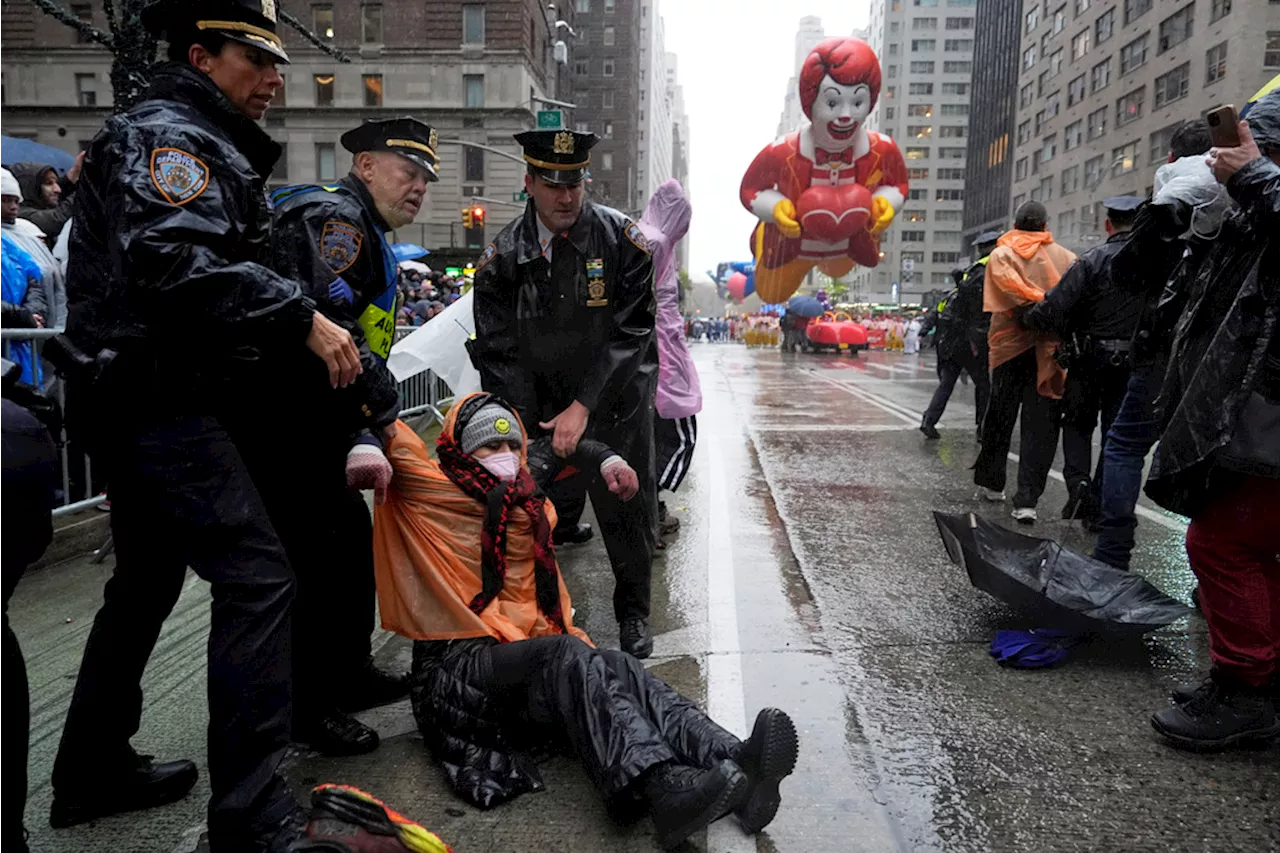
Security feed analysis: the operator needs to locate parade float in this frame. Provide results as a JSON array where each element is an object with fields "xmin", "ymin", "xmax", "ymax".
[
  {"xmin": 805, "ymin": 311, "xmax": 869, "ymax": 354},
  {"xmin": 739, "ymin": 37, "xmax": 908, "ymax": 305}
]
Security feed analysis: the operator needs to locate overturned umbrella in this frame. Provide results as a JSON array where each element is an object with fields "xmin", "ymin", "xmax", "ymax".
[{"xmin": 933, "ymin": 512, "xmax": 1194, "ymax": 637}]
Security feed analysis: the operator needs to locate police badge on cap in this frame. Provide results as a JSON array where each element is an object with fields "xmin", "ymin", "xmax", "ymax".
[
  {"xmin": 341, "ymin": 117, "xmax": 441, "ymax": 182},
  {"xmin": 515, "ymin": 130, "xmax": 599, "ymax": 186},
  {"xmin": 142, "ymin": 0, "xmax": 291, "ymax": 63}
]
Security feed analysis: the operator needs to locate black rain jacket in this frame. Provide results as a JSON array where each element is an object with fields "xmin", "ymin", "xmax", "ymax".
[
  {"xmin": 1021, "ymin": 232, "xmax": 1143, "ymax": 341},
  {"xmin": 937, "ymin": 258, "xmax": 990, "ymax": 361}
]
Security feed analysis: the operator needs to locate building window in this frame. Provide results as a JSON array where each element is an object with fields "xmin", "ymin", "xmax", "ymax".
[
  {"xmin": 603, "ymin": 27, "xmax": 615, "ymax": 45},
  {"xmin": 73, "ymin": 73, "xmax": 96, "ymax": 106},
  {"xmin": 1158, "ymin": 4, "xmax": 1193, "ymax": 54},
  {"xmin": 464, "ymin": 147, "xmax": 484, "ymax": 182},
  {"xmin": 946, "ymin": 17, "xmax": 973, "ymax": 28},
  {"xmin": 574, "ymin": 60, "xmax": 589, "ymax": 75},
  {"xmin": 907, "ymin": 125, "xmax": 933, "ymax": 138},
  {"xmin": 1057, "ymin": 209, "xmax": 1077, "ymax": 236},
  {"xmin": 1061, "ymin": 164, "xmax": 1080, "ymax": 195},
  {"xmin": 940, "ymin": 104, "xmax": 968, "ymax": 116},
  {"xmin": 942, "ymin": 82, "xmax": 968, "ymax": 95},
  {"xmin": 1266, "ymin": 32, "xmax": 1280, "ymax": 68},
  {"xmin": 909, "ymin": 82, "xmax": 934, "ymax": 95},
  {"xmin": 1025, "ymin": 6, "xmax": 1040, "ymax": 32},
  {"xmin": 888, "ymin": 64, "xmax": 899, "ymax": 78},
  {"xmin": 362, "ymin": 74, "xmax": 382, "ymax": 107},
  {"xmin": 314, "ymin": 74, "xmax": 334, "ymax": 106},
  {"xmin": 1047, "ymin": 49, "xmax": 1064, "ymax": 77},
  {"xmin": 464, "ymin": 74, "xmax": 484, "ymax": 107},
  {"xmin": 1075, "ymin": 0, "xmax": 1090, "ymax": 14},
  {"xmin": 943, "ymin": 61, "xmax": 971, "ymax": 73},
  {"xmin": 937, "ymin": 168, "xmax": 964, "ymax": 180},
  {"xmin": 313, "ymin": 5, "xmax": 335, "ymax": 40},
  {"xmin": 1112, "ymin": 141, "xmax": 1139, "ymax": 175},
  {"xmin": 1120, "ymin": 33, "xmax": 1148, "ymax": 74},
  {"xmin": 1084, "ymin": 154, "xmax": 1104, "ymax": 187},
  {"xmin": 907, "ymin": 168, "xmax": 930, "ymax": 180},
  {"xmin": 1087, "ymin": 107, "xmax": 1107, "ymax": 140},
  {"xmin": 1067, "ymin": 74, "xmax": 1086, "ymax": 106},
  {"xmin": 1023, "ymin": 45, "xmax": 1038, "ymax": 70},
  {"xmin": 1095, "ymin": 8, "xmax": 1114, "ymax": 43},
  {"xmin": 913, "ymin": 17, "xmax": 938, "ymax": 29},
  {"xmin": 1090, "ymin": 57, "xmax": 1111, "ymax": 92},
  {"xmin": 575, "ymin": 0, "xmax": 589, "ymax": 11},
  {"xmin": 463, "ymin": 5, "xmax": 485, "ymax": 44},
  {"xmin": 891, "ymin": 21, "xmax": 901, "ymax": 34},
  {"xmin": 1017, "ymin": 120, "xmax": 1031, "ymax": 144},
  {"xmin": 362, "ymin": 4, "xmax": 383, "ymax": 42},
  {"xmin": 1045, "ymin": 90, "xmax": 1061, "ymax": 117},
  {"xmin": 1123, "ymin": 0, "xmax": 1151, "ymax": 25},
  {"xmin": 944, "ymin": 39, "xmax": 971, "ymax": 51},
  {"xmin": 1205, "ymin": 42, "xmax": 1228, "ymax": 85},
  {"xmin": 602, "ymin": 90, "xmax": 614, "ymax": 109},
  {"xmin": 1012, "ymin": 194, "xmax": 1026, "ymax": 213},
  {"xmin": 603, "ymin": 59, "xmax": 615, "ymax": 76},
  {"xmin": 889, "ymin": 43, "xmax": 901, "ymax": 56},
  {"xmin": 316, "ymin": 143, "xmax": 336, "ymax": 181},
  {"xmin": 935, "ymin": 188, "xmax": 964, "ymax": 200},
  {"xmin": 1071, "ymin": 30, "xmax": 1090, "ymax": 60},
  {"xmin": 940, "ymin": 125, "xmax": 966, "ymax": 138},
  {"xmin": 1052, "ymin": 5, "xmax": 1066, "ymax": 33},
  {"xmin": 1064, "ymin": 120, "xmax": 1083, "ymax": 150},
  {"xmin": 1042, "ymin": 134, "xmax": 1057, "ymax": 163},
  {"xmin": 1210, "ymin": 0, "xmax": 1232, "ymax": 21},
  {"xmin": 938, "ymin": 147, "xmax": 965, "ymax": 159},
  {"xmin": 908, "ymin": 103, "xmax": 934, "ymax": 117},
  {"xmin": 901, "ymin": 231, "xmax": 926, "ymax": 242},
  {"xmin": 605, "ymin": 0, "xmax": 615, "ymax": 11},
  {"xmin": 71, "ymin": 3, "xmax": 93, "ymax": 43},
  {"xmin": 909, "ymin": 188, "xmax": 928, "ymax": 200},
  {"xmin": 905, "ymin": 147, "xmax": 930, "ymax": 160},
  {"xmin": 910, "ymin": 61, "xmax": 936, "ymax": 73},
  {"xmin": 902, "ymin": 208, "xmax": 927, "ymax": 221},
  {"xmin": 1034, "ymin": 110, "xmax": 1045, "ymax": 135},
  {"xmin": 604, "ymin": 122, "xmax": 613, "ymax": 137},
  {"xmin": 1038, "ymin": 70, "xmax": 1051, "ymax": 97},
  {"xmin": 1020, "ymin": 82, "xmax": 1035, "ymax": 107},
  {"xmin": 1154, "ymin": 63, "xmax": 1189, "ymax": 108},
  {"xmin": 886, "ymin": 106, "xmax": 897, "ymax": 119},
  {"xmin": 1116, "ymin": 88, "xmax": 1144, "ymax": 126},
  {"xmin": 1149, "ymin": 123, "xmax": 1180, "ymax": 163}
]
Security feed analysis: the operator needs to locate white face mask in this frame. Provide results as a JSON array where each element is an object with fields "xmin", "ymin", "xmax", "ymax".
[{"xmin": 478, "ymin": 450, "xmax": 520, "ymax": 482}]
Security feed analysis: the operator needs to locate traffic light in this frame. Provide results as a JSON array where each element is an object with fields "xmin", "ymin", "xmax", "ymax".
[
  {"xmin": 472, "ymin": 206, "xmax": 485, "ymax": 228},
  {"xmin": 461, "ymin": 207, "xmax": 473, "ymax": 228}
]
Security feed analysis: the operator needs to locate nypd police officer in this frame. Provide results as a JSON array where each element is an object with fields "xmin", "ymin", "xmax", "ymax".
[
  {"xmin": 472, "ymin": 130, "xmax": 660, "ymax": 658},
  {"xmin": 50, "ymin": 2, "xmax": 359, "ymax": 849},
  {"xmin": 1020, "ymin": 195, "xmax": 1145, "ymax": 524}
]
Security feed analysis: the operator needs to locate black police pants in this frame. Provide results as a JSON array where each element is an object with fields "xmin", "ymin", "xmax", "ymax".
[
  {"xmin": 52, "ymin": 415, "xmax": 296, "ymax": 841},
  {"xmin": 1060, "ymin": 359, "xmax": 1131, "ymax": 498},
  {"xmin": 923, "ymin": 351, "xmax": 990, "ymax": 429},
  {"xmin": 486, "ymin": 635, "xmax": 738, "ymax": 799},
  {"xmin": 973, "ymin": 349, "xmax": 1061, "ymax": 508}
]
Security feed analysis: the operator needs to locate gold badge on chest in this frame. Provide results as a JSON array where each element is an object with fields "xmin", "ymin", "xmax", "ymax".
[{"xmin": 586, "ymin": 258, "xmax": 607, "ymax": 306}]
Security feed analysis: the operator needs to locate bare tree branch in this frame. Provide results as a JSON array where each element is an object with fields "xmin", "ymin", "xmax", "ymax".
[
  {"xmin": 27, "ymin": 0, "xmax": 115, "ymax": 49},
  {"xmin": 279, "ymin": 10, "xmax": 351, "ymax": 63}
]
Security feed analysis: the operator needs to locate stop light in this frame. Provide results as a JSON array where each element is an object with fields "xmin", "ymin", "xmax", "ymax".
[
  {"xmin": 461, "ymin": 207, "xmax": 473, "ymax": 228},
  {"xmin": 472, "ymin": 206, "xmax": 485, "ymax": 228}
]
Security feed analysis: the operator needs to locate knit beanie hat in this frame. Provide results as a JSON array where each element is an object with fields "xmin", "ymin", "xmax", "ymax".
[
  {"xmin": 0, "ymin": 168, "xmax": 22, "ymax": 201},
  {"xmin": 459, "ymin": 401, "xmax": 523, "ymax": 454}
]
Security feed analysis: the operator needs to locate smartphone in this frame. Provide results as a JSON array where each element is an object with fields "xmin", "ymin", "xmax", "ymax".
[{"xmin": 1204, "ymin": 104, "xmax": 1241, "ymax": 147}]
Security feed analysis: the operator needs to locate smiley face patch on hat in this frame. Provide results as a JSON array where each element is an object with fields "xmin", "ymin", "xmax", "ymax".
[
  {"xmin": 494, "ymin": 417, "xmax": 512, "ymax": 436},
  {"xmin": 150, "ymin": 148, "xmax": 210, "ymax": 206},
  {"xmin": 321, "ymin": 221, "xmax": 364, "ymax": 274}
]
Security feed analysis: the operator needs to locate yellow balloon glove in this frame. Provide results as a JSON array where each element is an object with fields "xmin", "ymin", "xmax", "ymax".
[
  {"xmin": 772, "ymin": 198, "xmax": 802, "ymax": 239},
  {"xmin": 870, "ymin": 195, "xmax": 896, "ymax": 235}
]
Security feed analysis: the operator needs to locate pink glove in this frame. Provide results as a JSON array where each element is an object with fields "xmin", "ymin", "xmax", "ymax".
[{"xmin": 346, "ymin": 444, "xmax": 393, "ymax": 505}]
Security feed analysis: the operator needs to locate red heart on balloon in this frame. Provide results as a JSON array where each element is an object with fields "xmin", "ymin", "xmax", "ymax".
[{"xmin": 795, "ymin": 183, "xmax": 874, "ymax": 243}]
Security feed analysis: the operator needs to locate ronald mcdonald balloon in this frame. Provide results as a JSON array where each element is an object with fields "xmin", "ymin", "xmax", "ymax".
[{"xmin": 740, "ymin": 37, "xmax": 909, "ymax": 304}]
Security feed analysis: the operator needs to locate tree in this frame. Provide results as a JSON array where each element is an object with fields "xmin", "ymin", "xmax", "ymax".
[
  {"xmin": 677, "ymin": 269, "xmax": 692, "ymax": 299},
  {"xmin": 32, "ymin": 0, "xmax": 349, "ymax": 110}
]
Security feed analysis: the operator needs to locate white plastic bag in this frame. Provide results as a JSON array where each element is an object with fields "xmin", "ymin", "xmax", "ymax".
[{"xmin": 387, "ymin": 289, "xmax": 482, "ymax": 397}]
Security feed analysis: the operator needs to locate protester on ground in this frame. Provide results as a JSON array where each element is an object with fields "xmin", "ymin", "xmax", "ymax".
[
  {"xmin": 1019, "ymin": 195, "xmax": 1144, "ymax": 526},
  {"xmin": 472, "ymin": 129, "xmax": 660, "ymax": 659},
  {"xmin": 9, "ymin": 155, "xmax": 82, "ymax": 250},
  {"xmin": 972, "ymin": 201, "xmax": 1077, "ymax": 524},
  {"xmin": 1144, "ymin": 96, "xmax": 1280, "ymax": 751},
  {"xmin": 372, "ymin": 395, "xmax": 798, "ymax": 849},
  {"xmin": 50, "ymin": 4, "xmax": 365, "ymax": 848}
]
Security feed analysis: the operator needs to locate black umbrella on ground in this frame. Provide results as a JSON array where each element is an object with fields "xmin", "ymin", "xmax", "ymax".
[{"xmin": 933, "ymin": 512, "xmax": 1193, "ymax": 637}]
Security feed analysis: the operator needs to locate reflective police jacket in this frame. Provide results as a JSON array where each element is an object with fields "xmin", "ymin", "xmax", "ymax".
[
  {"xmin": 270, "ymin": 176, "xmax": 401, "ymax": 431},
  {"xmin": 1021, "ymin": 233, "xmax": 1143, "ymax": 341},
  {"xmin": 65, "ymin": 63, "xmax": 314, "ymax": 396},
  {"xmin": 471, "ymin": 201, "xmax": 657, "ymax": 435}
]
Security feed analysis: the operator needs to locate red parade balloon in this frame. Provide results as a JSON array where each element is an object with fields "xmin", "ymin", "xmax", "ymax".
[{"xmin": 795, "ymin": 183, "xmax": 874, "ymax": 243}]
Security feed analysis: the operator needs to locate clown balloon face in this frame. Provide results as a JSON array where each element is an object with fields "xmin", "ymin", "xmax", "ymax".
[{"xmin": 810, "ymin": 76, "xmax": 874, "ymax": 152}]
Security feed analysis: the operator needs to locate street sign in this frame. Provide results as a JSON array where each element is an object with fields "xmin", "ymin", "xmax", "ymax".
[
  {"xmin": 536, "ymin": 110, "xmax": 564, "ymax": 129},
  {"xmin": 901, "ymin": 258, "xmax": 915, "ymax": 272},
  {"xmin": 513, "ymin": 190, "xmax": 529, "ymax": 202}
]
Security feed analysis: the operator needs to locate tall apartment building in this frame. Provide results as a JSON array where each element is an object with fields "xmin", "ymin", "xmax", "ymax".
[
  {"xmin": 0, "ymin": 0, "xmax": 577, "ymax": 257},
  {"xmin": 637, "ymin": 0, "xmax": 673, "ymax": 207},
  {"xmin": 1008, "ymin": 0, "xmax": 1276, "ymax": 256},
  {"xmin": 856, "ymin": 0, "xmax": 978, "ymax": 305},
  {"xmin": 666, "ymin": 51, "xmax": 691, "ymax": 273},
  {"xmin": 777, "ymin": 16, "xmax": 830, "ymax": 138}
]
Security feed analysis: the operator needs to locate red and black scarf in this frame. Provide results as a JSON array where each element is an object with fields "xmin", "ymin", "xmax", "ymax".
[{"xmin": 436, "ymin": 433, "xmax": 566, "ymax": 633}]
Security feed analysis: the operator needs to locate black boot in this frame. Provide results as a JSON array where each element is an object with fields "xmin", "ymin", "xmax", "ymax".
[
  {"xmin": 644, "ymin": 760, "xmax": 748, "ymax": 849},
  {"xmin": 296, "ymin": 710, "xmax": 380, "ymax": 757},
  {"xmin": 553, "ymin": 523, "xmax": 594, "ymax": 546},
  {"xmin": 1171, "ymin": 671, "xmax": 1280, "ymax": 706},
  {"xmin": 731, "ymin": 708, "xmax": 799, "ymax": 833},
  {"xmin": 919, "ymin": 418, "xmax": 940, "ymax": 440},
  {"xmin": 1151, "ymin": 672, "xmax": 1280, "ymax": 750},
  {"xmin": 216, "ymin": 800, "xmax": 307, "ymax": 853},
  {"xmin": 50, "ymin": 750, "xmax": 198, "ymax": 829},
  {"xmin": 619, "ymin": 618, "xmax": 653, "ymax": 659},
  {"xmin": 338, "ymin": 662, "xmax": 409, "ymax": 713}
]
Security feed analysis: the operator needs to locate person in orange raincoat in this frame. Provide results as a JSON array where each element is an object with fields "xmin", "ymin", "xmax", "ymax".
[
  {"xmin": 972, "ymin": 201, "xmax": 1078, "ymax": 524},
  {"xmin": 372, "ymin": 393, "xmax": 798, "ymax": 849}
]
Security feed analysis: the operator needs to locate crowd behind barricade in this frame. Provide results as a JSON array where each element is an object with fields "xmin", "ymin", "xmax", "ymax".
[{"xmin": 395, "ymin": 267, "xmax": 464, "ymax": 327}]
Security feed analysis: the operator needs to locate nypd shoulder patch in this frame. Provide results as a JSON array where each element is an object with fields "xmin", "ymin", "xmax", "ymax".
[
  {"xmin": 625, "ymin": 222, "xmax": 651, "ymax": 254},
  {"xmin": 476, "ymin": 242, "xmax": 498, "ymax": 272},
  {"xmin": 320, "ymin": 220, "xmax": 364, "ymax": 275},
  {"xmin": 150, "ymin": 148, "xmax": 210, "ymax": 206}
]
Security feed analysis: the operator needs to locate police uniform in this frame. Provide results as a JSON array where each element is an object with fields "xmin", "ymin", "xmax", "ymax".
[
  {"xmin": 52, "ymin": 1, "xmax": 305, "ymax": 845},
  {"xmin": 471, "ymin": 130, "xmax": 659, "ymax": 656},
  {"xmin": 1021, "ymin": 196, "xmax": 1144, "ymax": 520}
]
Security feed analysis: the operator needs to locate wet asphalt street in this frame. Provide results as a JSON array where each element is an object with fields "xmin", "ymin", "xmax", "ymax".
[{"xmin": 12, "ymin": 343, "xmax": 1279, "ymax": 853}]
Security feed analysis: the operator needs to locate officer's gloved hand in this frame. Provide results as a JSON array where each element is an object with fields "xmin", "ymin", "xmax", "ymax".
[{"xmin": 347, "ymin": 444, "xmax": 393, "ymax": 505}]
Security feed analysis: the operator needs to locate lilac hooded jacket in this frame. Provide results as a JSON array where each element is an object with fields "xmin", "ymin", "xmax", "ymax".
[{"xmin": 638, "ymin": 180, "xmax": 701, "ymax": 419}]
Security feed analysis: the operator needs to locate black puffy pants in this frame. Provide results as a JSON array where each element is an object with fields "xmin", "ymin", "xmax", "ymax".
[
  {"xmin": 486, "ymin": 635, "xmax": 739, "ymax": 799},
  {"xmin": 52, "ymin": 413, "xmax": 297, "ymax": 847}
]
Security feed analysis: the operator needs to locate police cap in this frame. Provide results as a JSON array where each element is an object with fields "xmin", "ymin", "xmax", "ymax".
[
  {"xmin": 973, "ymin": 230, "xmax": 1001, "ymax": 248},
  {"xmin": 341, "ymin": 117, "xmax": 440, "ymax": 182},
  {"xmin": 515, "ymin": 130, "xmax": 599, "ymax": 186},
  {"xmin": 142, "ymin": 0, "xmax": 290, "ymax": 64},
  {"xmin": 1102, "ymin": 195, "xmax": 1143, "ymax": 214}
]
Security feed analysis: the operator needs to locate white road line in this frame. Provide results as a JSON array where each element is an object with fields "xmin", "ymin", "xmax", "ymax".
[{"xmin": 753, "ymin": 424, "xmax": 916, "ymax": 432}]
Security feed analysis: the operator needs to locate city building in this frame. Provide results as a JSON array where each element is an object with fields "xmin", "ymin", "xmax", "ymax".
[
  {"xmin": 666, "ymin": 51, "xmax": 691, "ymax": 273},
  {"xmin": 1007, "ymin": 0, "xmax": 1276, "ymax": 256},
  {"xmin": 637, "ymin": 0, "xmax": 673, "ymax": 207},
  {"xmin": 0, "ymin": 0, "xmax": 578, "ymax": 258},
  {"xmin": 856, "ymin": 0, "xmax": 978, "ymax": 305},
  {"xmin": 777, "ymin": 16, "xmax": 830, "ymax": 138}
]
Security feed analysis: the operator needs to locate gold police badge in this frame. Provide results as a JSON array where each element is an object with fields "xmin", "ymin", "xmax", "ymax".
[
  {"xmin": 553, "ymin": 132, "xmax": 575, "ymax": 155},
  {"xmin": 587, "ymin": 280, "xmax": 608, "ymax": 308}
]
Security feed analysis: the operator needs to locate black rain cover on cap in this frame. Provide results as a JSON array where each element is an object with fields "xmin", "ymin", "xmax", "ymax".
[
  {"xmin": 933, "ymin": 512, "xmax": 1193, "ymax": 636},
  {"xmin": 1245, "ymin": 91, "xmax": 1280, "ymax": 153}
]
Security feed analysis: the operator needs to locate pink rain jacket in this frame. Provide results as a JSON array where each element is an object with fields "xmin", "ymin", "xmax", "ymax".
[{"xmin": 638, "ymin": 179, "xmax": 702, "ymax": 419}]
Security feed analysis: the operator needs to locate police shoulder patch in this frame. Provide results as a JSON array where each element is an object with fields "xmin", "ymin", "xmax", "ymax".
[
  {"xmin": 476, "ymin": 242, "xmax": 498, "ymax": 271},
  {"xmin": 150, "ymin": 148, "xmax": 210, "ymax": 206},
  {"xmin": 625, "ymin": 222, "xmax": 651, "ymax": 254},
  {"xmin": 320, "ymin": 220, "xmax": 364, "ymax": 274}
]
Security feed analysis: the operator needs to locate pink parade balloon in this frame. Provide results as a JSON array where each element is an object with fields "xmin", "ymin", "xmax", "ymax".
[{"xmin": 727, "ymin": 272, "xmax": 748, "ymax": 302}]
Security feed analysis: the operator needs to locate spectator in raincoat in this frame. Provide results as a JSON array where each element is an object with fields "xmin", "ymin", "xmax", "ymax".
[
  {"xmin": 2, "ymin": 168, "xmax": 66, "ymax": 332},
  {"xmin": 9, "ymin": 157, "xmax": 83, "ymax": 251},
  {"xmin": 1146, "ymin": 93, "xmax": 1280, "ymax": 751},
  {"xmin": 638, "ymin": 180, "xmax": 700, "ymax": 534},
  {"xmin": 1, "ymin": 227, "xmax": 46, "ymax": 385},
  {"xmin": 374, "ymin": 393, "xmax": 798, "ymax": 849},
  {"xmin": 972, "ymin": 201, "xmax": 1077, "ymax": 524}
]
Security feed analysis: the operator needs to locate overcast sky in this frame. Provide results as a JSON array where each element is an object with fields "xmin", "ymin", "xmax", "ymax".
[{"xmin": 662, "ymin": 1, "xmax": 874, "ymax": 281}]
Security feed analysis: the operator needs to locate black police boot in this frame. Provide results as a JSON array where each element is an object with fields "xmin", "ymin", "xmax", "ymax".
[
  {"xmin": 296, "ymin": 710, "xmax": 380, "ymax": 757},
  {"xmin": 49, "ymin": 750, "xmax": 198, "ymax": 829},
  {"xmin": 1171, "ymin": 671, "xmax": 1280, "ymax": 706},
  {"xmin": 644, "ymin": 760, "xmax": 748, "ymax": 849},
  {"xmin": 730, "ymin": 708, "xmax": 799, "ymax": 834},
  {"xmin": 1151, "ymin": 671, "xmax": 1280, "ymax": 750},
  {"xmin": 919, "ymin": 417, "xmax": 941, "ymax": 440},
  {"xmin": 619, "ymin": 618, "xmax": 653, "ymax": 659},
  {"xmin": 338, "ymin": 662, "xmax": 409, "ymax": 713}
]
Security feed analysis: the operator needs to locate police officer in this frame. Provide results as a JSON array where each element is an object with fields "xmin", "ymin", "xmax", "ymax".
[
  {"xmin": 252, "ymin": 118, "xmax": 438, "ymax": 755},
  {"xmin": 1020, "ymin": 196, "xmax": 1144, "ymax": 524},
  {"xmin": 920, "ymin": 232, "xmax": 995, "ymax": 440},
  {"xmin": 472, "ymin": 130, "xmax": 659, "ymax": 658},
  {"xmin": 50, "ymin": 2, "xmax": 361, "ymax": 849}
]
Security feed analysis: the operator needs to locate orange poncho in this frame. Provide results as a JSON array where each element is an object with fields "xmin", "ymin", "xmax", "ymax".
[
  {"xmin": 984, "ymin": 230, "xmax": 1077, "ymax": 399},
  {"xmin": 372, "ymin": 409, "xmax": 590, "ymax": 645}
]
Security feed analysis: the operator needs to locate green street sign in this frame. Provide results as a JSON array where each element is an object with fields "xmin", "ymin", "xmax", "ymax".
[
  {"xmin": 536, "ymin": 110, "xmax": 564, "ymax": 129},
  {"xmin": 512, "ymin": 190, "xmax": 529, "ymax": 202}
]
